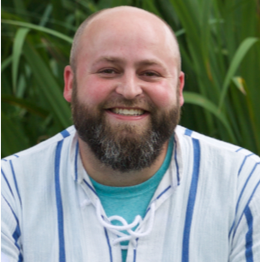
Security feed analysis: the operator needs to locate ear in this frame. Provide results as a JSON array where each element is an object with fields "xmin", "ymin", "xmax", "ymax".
[
  {"xmin": 63, "ymin": 65, "xmax": 74, "ymax": 103},
  {"xmin": 178, "ymin": 71, "xmax": 185, "ymax": 106}
]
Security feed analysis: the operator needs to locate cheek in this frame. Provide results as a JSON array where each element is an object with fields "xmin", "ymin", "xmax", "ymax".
[
  {"xmin": 147, "ymin": 83, "xmax": 177, "ymax": 109},
  {"xmin": 77, "ymin": 77, "xmax": 112, "ymax": 107}
]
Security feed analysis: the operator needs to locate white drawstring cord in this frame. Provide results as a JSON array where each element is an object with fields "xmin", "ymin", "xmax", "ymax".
[
  {"xmin": 112, "ymin": 202, "xmax": 155, "ymax": 246},
  {"xmin": 95, "ymin": 198, "xmax": 156, "ymax": 247}
]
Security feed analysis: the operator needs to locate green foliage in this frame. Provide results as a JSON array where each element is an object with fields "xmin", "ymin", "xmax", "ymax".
[{"xmin": 2, "ymin": 0, "xmax": 260, "ymax": 157}]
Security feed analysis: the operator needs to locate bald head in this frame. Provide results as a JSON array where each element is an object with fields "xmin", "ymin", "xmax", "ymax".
[{"xmin": 70, "ymin": 6, "xmax": 181, "ymax": 73}]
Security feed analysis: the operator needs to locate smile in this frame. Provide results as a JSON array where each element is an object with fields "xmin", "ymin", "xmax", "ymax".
[{"xmin": 110, "ymin": 108, "xmax": 145, "ymax": 116}]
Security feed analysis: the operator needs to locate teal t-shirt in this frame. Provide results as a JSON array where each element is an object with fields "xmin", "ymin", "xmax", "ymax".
[{"xmin": 90, "ymin": 136, "xmax": 173, "ymax": 261}]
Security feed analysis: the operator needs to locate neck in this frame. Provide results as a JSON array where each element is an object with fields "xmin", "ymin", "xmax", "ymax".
[{"xmin": 78, "ymin": 137, "xmax": 169, "ymax": 187}]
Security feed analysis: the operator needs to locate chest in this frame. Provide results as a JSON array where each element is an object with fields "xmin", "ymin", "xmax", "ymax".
[{"xmin": 20, "ymin": 179, "xmax": 233, "ymax": 262}]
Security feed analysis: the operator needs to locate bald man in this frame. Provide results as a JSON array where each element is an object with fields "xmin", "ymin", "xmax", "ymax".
[{"xmin": 2, "ymin": 6, "xmax": 260, "ymax": 262}]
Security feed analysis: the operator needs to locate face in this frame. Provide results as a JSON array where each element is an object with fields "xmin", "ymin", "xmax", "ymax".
[
  {"xmin": 71, "ymin": 76, "xmax": 180, "ymax": 172},
  {"xmin": 64, "ymin": 9, "xmax": 185, "ymax": 172}
]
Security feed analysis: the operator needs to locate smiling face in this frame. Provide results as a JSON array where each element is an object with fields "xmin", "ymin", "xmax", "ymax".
[{"xmin": 63, "ymin": 7, "xmax": 185, "ymax": 172}]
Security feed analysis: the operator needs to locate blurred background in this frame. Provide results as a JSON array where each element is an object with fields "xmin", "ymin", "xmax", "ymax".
[{"xmin": 2, "ymin": 0, "xmax": 260, "ymax": 157}]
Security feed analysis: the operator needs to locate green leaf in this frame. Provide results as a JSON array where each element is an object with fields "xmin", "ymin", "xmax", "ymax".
[
  {"xmin": 39, "ymin": 4, "xmax": 53, "ymax": 27},
  {"xmin": 2, "ymin": 20, "xmax": 73, "ymax": 44},
  {"xmin": 1, "ymin": 56, "xmax": 12, "ymax": 72},
  {"xmin": 232, "ymin": 77, "xmax": 246, "ymax": 95},
  {"xmin": 218, "ymin": 37, "xmax": 259, "ymax": 109},
  {"xmin": 23, "ymin": 41, "xmax": 71, "ymax": 128},
  {"xmin": 1, "ymin": 112, "xmax": 29, "ymax": 157},
  {"xmin": 112, "ymin": 0, "xmax": 131, "ymax": 7},
  {"xmin": 175, "ymin": 28, "xmax": 185, "ymax": 37},
  {"xmin": 13, "ymin": 0, "xmax": 28, "ymax": 21},
  {"xmin": 142, "ymin": 0, "xmax": 162, "ymax": 17},
  {"xmin": 12, "ymin": 28, "xmax": 30, "ymax": 93},
  {"xmin": 183, "ymin": 91, "xmax": 236, "ymax": 143},
  {"xmin": 2, "ymin": 95, "xmax": 49, "ymax": 118}
]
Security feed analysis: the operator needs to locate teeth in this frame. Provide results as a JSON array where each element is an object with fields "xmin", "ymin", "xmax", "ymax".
[{"xmin": 111, "ymin": 108, "xmax": 145, "ymax": 116}]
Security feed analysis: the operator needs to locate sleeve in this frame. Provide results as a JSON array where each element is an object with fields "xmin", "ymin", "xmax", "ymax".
[
  {"xmin": 229, "ymin": 179, "xmax": 260, "ymax": 261},
  {"xmin": 1, "ymin": 164, "xmax": 23, "ymax": 262}
]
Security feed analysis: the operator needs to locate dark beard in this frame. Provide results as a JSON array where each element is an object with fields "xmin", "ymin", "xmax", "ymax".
[{"xmin": 71, "ymin": 82, "xmax": 180, "ymax": 173}]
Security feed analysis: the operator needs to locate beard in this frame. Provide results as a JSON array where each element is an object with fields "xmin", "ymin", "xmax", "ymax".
[{"xmin": 71, "ymin": 80, "xmax": 181, "ymax": 173}]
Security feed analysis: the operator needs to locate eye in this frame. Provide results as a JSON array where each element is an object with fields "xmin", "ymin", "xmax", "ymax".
[
  {"xmin": 143, "ymin": 71, "xmax": 159, "ymax": 77},
  {"xmin": 99, "ymin": 68, "xmax": 118, "ymax": 74},
  {"xmin": 140, "ymin": 71, "xmax": 161, "ymax": 79}
]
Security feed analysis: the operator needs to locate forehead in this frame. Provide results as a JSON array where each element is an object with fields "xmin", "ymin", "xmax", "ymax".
[{"xmin": 76, "ymin": 8, "xmax": 179, "ymax": 70}]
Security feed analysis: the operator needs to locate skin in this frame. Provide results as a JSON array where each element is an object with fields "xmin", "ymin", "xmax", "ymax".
[{"xmin": 63, "ymin": 6, "xmax": 185, "ymax": 186}]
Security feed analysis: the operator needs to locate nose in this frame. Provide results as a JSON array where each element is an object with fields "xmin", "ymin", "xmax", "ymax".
[{"xmin": 115, "ymin": 72, "xmax": 143, "ymax": 99}]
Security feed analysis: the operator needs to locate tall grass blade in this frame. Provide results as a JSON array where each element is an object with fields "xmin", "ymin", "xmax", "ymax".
[
  {"xmin": 2, "ymin": 20, "xmax": 73, "ymax": 43},
  {"xmin": 23, "ymin": 42, "xmax": 71, "ymax": 128},
  {"xmin": 2, "ymin": 95, "xmax": 49, "ymax": 118},
  {"xmin": 13, "ymin": 0, "xmax": 28, "ymax": 21},
  {"xmin": 39, "ymin": 4, "xmax": 53, "ymax": 27},
  {"xmin": 1, "ymin": 112, "xmax": 29, "ymax": 157},
  {"xmin": 12, "ymin": 28, "xmax": 30, "ymax": 93},
  {"xmin": 184, "ymin": 92, "xmax": 236, "ymax": 142},
  {"xmin": 1, "ymin": 56, "xmax": 13, "ymax": 72},
  {"xmin": 218, "ymin": 37, "xmax": 259, "ymax": 109},
  {"xmin": 142, "ymin": 0, "xmax": 162, "ymax": 17}
]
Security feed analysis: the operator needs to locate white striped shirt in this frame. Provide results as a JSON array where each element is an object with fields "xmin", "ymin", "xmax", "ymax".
[{"xmin": 1, "ymin": 125, "xmax": 260, "ymax": 262}]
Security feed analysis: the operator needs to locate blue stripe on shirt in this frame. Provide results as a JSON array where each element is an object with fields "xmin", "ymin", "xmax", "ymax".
[
  {"xmin": 55, "ymin": 140, "xmax": 66, "ymax": 262},
  {"xmin": 9, "ymin": 161, "xmax": 22, "ymax": 206},
  {"xmin": 236, "ymin": 163, "xmax": 260, "ymax": 214},
  {"xmin": 229, "ymin": 162, "xmax": 260, "ymax": 239},
  {"xmin": 245, "ymin": 206, "xmax": 254, "ymax": 262},
  {"xmin": 2, "ymin": 195, "xmax": 22, "ymax": 254},
  {"xmin": 145, "ymin": 185, "xmax": 172, "ymax": 215},
  {"xmin": 60, "ymin": 129, "xmax": 70, "ymax": 138},
  {"xmin": 133, "ymin": 249, "xmax": 137, "ymax": 262},
  {"xmin": 2, "ymin": 194, "xmax": 19, "ymax": 224},
  {"xmin": 229, "ymin": 222, "xmax": 235, "ymax": 240},
  {"xmin": 156, "ymin": 185, "xmax": 171, "ymax": 200},
  {"xmin": 13, "ymin": 224, "xmax": 21, "ymax": 250},
  {"xmin": 184, "ymin": 129, "xmax": 193, "ymax": 137},
  {"xmin": 104, "ymin": 227, "xmax": 113, "ymax": 262},
  {"xmin": 182, "ymin": 138, "xmax": 201, "ymax": 262},
  {"xmin": 233, "ymin": 179, "xmax": 260, "ymax": 238},
  {"xmin": 2, "ymin": 168, "xmax": 14, "ymax": 196},
  {"xmin": 75, "ymin": 141, "xmax": 79, "ymax": 181},
  {"xmin": 18, "ymin": 253, "xmax": 23, "ymax": 262},
  {"xmin": 174, "ymin": 139, "xmax": 180, "ymax": 185},
  {"xmin": 83, "ymin": 179, "xmax": 98, "ymax": 196},
  {"xmin": 238, "ymin": 154, "xmax": 254, "ymax": 176}
]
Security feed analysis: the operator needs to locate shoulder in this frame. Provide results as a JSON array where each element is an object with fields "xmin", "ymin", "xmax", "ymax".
[
  {"xmin": 176, "ymin": 126, "xmax": 260, "ymax": 226},
  {"xmin": 1, "ymin": 126, "xmax": 76, "ymax": 182},
  {"xmin": 175, "ymin": 125, "xmax": 260, "ymax": 163},
  {"xmin": 1, "ymin": 125, "xmax": 76, "ymax": 171},
  {"xmin": 1, "ymin": 126, "xmax": 77, "ymax": 212},
  {"xmin": 175, "ymin": 125, "xmax": 260, "ymax": 201},
  {"xmin": 2, "ymin": 126, "xmax": 76, "ymax": 162}
]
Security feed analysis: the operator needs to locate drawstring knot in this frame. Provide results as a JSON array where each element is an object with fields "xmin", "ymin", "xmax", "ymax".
[{"xmin": 93, "ymin": 199, "xmax": 155, "ymax": 248}]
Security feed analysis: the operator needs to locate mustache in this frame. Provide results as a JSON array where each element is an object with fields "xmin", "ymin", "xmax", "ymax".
[{"xmin": 99, "ymin": 97, "xmax": 156, "ymax": 112}]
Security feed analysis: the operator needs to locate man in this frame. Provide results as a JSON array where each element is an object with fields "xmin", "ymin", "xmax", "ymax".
[{"xmin": 1, "ymin": 6, "xmax": 260, "ymax": 262}]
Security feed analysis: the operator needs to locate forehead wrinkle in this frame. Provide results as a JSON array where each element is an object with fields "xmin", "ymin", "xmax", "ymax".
[{"xmin": 93, "ymin": 56, "xmax": 126, "ymax": 67}]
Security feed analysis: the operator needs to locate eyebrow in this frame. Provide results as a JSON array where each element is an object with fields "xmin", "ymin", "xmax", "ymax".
[
  {"xmin": 137, "ymin": 59, "xmax": 165, "ymax": 68},
  {"xmin": 92, "ymin": 56, "xmax": 167, "ymax": 70},
  {"xmin": 92, "ymin": 56, "xmax": 125, "ymax": 67}
]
